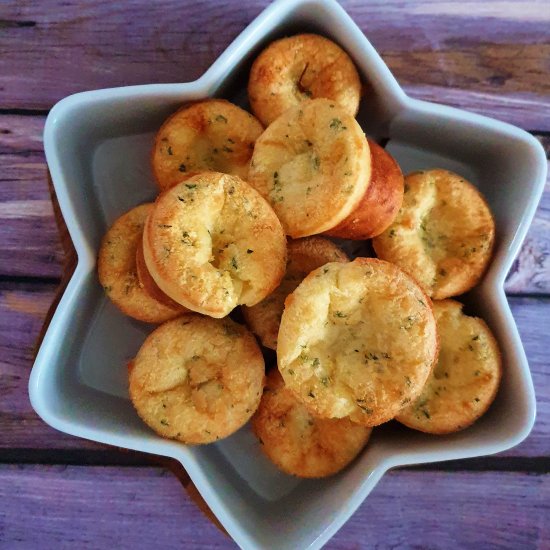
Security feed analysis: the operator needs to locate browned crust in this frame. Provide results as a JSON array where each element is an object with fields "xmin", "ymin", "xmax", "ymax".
[
  {"xmin": 325, "ymin": 140, "xmax": 404, "ymax": 240},
  {"xmin": 242, "ymin": 237, "xmax": 349, "ymax": 350},
  {"xmin": 135, "ymin": 239, "xmax": 188, "ymax": 311},
  {"xmin": 97, "ymin": 204, "xmax": 184, "ymax": 324}
]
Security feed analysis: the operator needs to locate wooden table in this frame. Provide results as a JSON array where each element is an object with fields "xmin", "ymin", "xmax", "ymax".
[{"xmin": 1, "ymin": 1, "xmax": 548, "ymax": 547}]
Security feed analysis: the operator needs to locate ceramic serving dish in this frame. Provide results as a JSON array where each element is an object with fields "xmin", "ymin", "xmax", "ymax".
[{"xmin": 31, "ymin": 0, "xmax": 547, "ymax": 548}]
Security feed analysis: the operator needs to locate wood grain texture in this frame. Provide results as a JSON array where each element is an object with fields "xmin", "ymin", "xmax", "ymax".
[
  {"xmin": 1, "ymin": 114, "xmax": 548, "ymax": 291},
  {"xmin": 0, "ymin": 0, "xmax": 548, "ymax": 129},
  {"xmin": 505, "ymin": 135, "xmax": 550, "ymax": 294},
  {"xmin": 1, "ymin": 280, "xmax": 548, "ymax": 458},
  {"xmin": 0, "ymin": 281, "xmax": 101, "ymax": 451},
  {"xmin": 0, "ymin": 465, "xmax": 547, "ymax": 549},
  {"xmin": 0, "ymin": 115, "xmax": 62, "ymax": 278}
]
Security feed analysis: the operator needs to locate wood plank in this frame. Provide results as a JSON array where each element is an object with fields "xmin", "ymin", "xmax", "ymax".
[
  {"xmin": 0, "ymin": 465, "xmax": 547, "ymax": 548},
  {"xmin": 404, "ymin": 85, "xmax": 550, "ymax": 131},
  {"xmin": 505, "ymin": 135, "xmax": 550, "ymax": 294},
  {"xmin": 1, "ymin": 280, "xmax": 548, "ymax": 458},
  {"xmin": 1, "ymin": 114, "xmax": 549, "ymax": 290},
  {"xmin": 0, "ymin": 281, "xmax": 102, "ymax": 451},
  {"xmin": 0, "ymin": 464, "xmax": 230, "ymax": 548},
  {"xmin": 0, "ymin": 1, "xmax": 548, "ymax": 129},
  {"xmin": 0, "ymin": 115, "xmax": 63, "ymax": 278}
]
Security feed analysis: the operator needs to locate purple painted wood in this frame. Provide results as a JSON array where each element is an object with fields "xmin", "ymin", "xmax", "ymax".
[
  {"xmin": 0, "ymin": 1, "xmax": 549, "ymax": 129},
  {"xmin": 0, "ymin": 465, "xmax": 547, "ymax": 548},
  {"xmin": 1, "ymin": 1, "xmax": 548, "ymax": 546},
  {"xmin": 0, "ymin": 115, "xmax": 63, "ymax": 278},
  {"xmin": 0, "ymin": 282, "xmax": 102, "ymax": 451}
]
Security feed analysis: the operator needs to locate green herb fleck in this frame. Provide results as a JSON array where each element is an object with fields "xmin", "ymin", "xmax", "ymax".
[
  {"xmin": 402, "ymin": 316, "xmax": 416, "ymax": 330},
  {"xmin": 160, "ymin": 419, "xmax": 169, "ymax": 426},
  {"xmin": 185, "ymin": 183, "xmax": 196, "ymax": 189},
  {"xmin": 356, "ymin": 399, "xmax": 373, "ymax": 414},
  {"xmin": 215, "ymin": 114, "xmax": 228, "ymax": 123},
  {"xmin": 312, "ymin": 358, "xmax": 320, "ymax": 367},
  {"xmin": 329, "ymin": 118, "xmax": 346, "ymax": 131},
  {"xmin": 181, "ymin": 231, "xmax": 192, "ymax": 245},
  {"xmin": 334, "ymin": 311, "xmax": 347, "ymax": 318},
  {"xmin": 231, "ymin": 256, "xmax": 238, "ymax": 270}
]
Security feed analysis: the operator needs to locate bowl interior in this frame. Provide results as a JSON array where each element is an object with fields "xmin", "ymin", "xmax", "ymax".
[{"xmin": 37, "ymin": 1, "xmax": 541, "ymax": 548}]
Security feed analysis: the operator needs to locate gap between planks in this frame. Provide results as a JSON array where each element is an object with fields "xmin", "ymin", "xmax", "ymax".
[{"xmin": 0, "ymin": 449, "xmax": 548, "ymax": 473}]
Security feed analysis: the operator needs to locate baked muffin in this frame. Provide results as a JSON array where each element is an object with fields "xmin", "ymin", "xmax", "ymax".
[
  {"xmin": 143, "ymin": 172, "xmax": 287, "ymax": 318},
  {"xmin": 248, "ymin": 98, "xmax": 371, "ymax": 238},
  {"xmin": 252, "ymin": 369, "xmax": 371, "ymax": 477},
  {"xmin": 129, "ymin": 314, "xmax": 265, "ymax": 444},
  {"xmin": 396, "ymin": 299, "xmax": 501, "ymax": 434},
  {"xmin": 248, "ymin": 34, "xmax": 361, "ymax": 126},
  {"xmin": 277, "ymin": 258, "xmax": 439, "ymax": 426},
  {"xmin": 152, "ymin": 99, "xmax": 263, "ymax": 191},
  {"xmin": 372, "ymin": 169, "xmax": 495, "ymax": 299}
]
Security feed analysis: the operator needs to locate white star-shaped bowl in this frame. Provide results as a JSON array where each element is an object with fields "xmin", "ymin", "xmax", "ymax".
[{"xmin": 31, "ymin": 0, "xmax": 547, "ymax": 548}]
